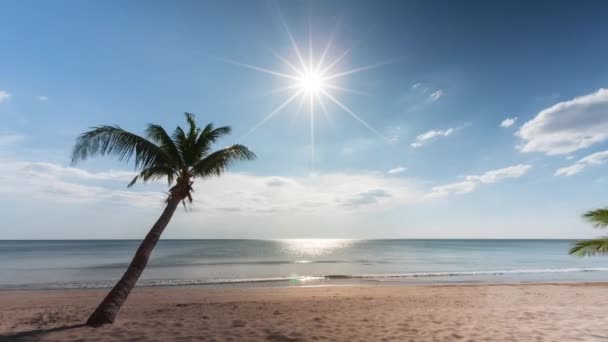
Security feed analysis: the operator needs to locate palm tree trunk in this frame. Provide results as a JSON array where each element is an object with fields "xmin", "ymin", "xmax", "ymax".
[{"xmin": 86, "ymin": 197, "xmax": 181, "ymax": 327}]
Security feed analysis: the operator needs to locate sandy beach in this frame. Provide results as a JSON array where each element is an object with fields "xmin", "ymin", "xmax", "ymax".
[{"xmin": 1, "ymin": 283, "xmax": 608, "ymax": 341}]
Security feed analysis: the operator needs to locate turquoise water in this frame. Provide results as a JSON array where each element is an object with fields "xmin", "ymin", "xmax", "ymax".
[{"xmin": 1, "ymin": 239, "xmax": 607, "ymax": 289}]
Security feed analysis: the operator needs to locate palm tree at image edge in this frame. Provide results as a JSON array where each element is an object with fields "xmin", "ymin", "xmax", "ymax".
[
  {"xmin": 570, "ymin": 208, "xmax": 608, "ymax": 256},
  {"xmin": 71, "ymin": 112, "xmax": 255, "ymax": 326}
]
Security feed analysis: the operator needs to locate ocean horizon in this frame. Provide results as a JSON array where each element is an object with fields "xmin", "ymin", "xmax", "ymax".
[{"xmin": 2, "ymin": 239, "xmax": 607, "ymax": 290}]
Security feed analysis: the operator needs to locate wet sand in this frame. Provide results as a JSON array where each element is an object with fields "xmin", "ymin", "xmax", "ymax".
[{"xmin": 1, "ymin": 283, "xmax": 608, "ymax": 341}]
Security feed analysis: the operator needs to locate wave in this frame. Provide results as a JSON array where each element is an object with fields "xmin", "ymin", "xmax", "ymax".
[
  {"xmin": 3, "ymin": 267, "xmax": 608, "ymax": 290},
  {"xmin": 0, "ymin": 276, "xmax": 325, "ymax": 290},
  {"xmin": 327, "ymin": 267, "xmax": 608, "ymax": 279},
  {"xmin": 90, "ymin": 259, "xmax": 365, "ymax": 269}
]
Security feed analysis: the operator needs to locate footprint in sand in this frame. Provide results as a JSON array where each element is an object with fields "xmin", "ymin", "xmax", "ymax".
[{"xmin": 231, "ymin": 320, "xmax": 247, "ymax": 328}]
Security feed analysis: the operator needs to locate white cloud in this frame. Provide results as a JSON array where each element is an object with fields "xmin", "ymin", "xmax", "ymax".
[
  {"xmin": 0, "ymin": 157, "xmax": 535, "ymax": 220},
  {"xmin": 193, "ymin": 172, "xmax": 421, "ymax": 214},
  {"xmin": 428, "ymin": 89, "xmax": 443, "ymax": 102},
  {"xmin": 428, "ymin": 164, "xmax": 532, "ymax": 198},
  {"xmin": 427, "ymin": 180, "xmax": 478, "ymax": 198},
  {"xmin": 386, "ymin": 126, "xmax": 401, "ymax": 144},
  {"xmin": 0, "ymin": 90, "xmax": 11, "ymax": 104},
  {"xmin": 554, "ymin": 163, "xmax": 586, "ymax": 177},
  {"xmin": 412, "ymin": 83, "xmax": 421, "ymax": 89},
  {"xmin": 468, "ymin": 164, "xmax": 532, "ymax": 184},
  {"xmin": 36, "ymin": 95, "xmax": 48, "ymax": 101},
  {"xmin": 580, "ymin": 151, "xmax": 608, "ymax": 165},
  {"xmin": 19, "ymin": 161, "xmax": 137, "ymax": 181},
  {"xmin": 0, "ymin": 159, "xmax": 423, "ymax": 214},
  {"xmin": 411, "ymin": 127, "xmax": 456, "ymax": 148},
  {"xmin": 0, "ymin": 133, "xmax": 27, "ymax": 146},
  {"xmin": 338, "ymin": 189, "xmax": 392, "ymax": 208},
  {"xmin": 555, "ymin": 150, "xmax": 608, "ymax": 176},
  {"xmin": 265, "ymin": 177, "xmax": 298, "ymax": 187},
  {"xmin": 0, "ymin": 160, "xmax": 161, "ymax": 208},
  {"xmin": 500, "ymin": 117, "xmax": 518, "ymax": 128},
  {"xmin": 517, "ymin": 88, "xmax": 608, "ymax": 155},
  {"xmin": 387, "ymin": 166, "xmax": 407, "ymax": 174}
]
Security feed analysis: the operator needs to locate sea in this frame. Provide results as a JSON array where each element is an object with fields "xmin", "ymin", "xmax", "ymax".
[{"xmin": 1, "ymin": 239, "xmax": 607, "ymax": 290}]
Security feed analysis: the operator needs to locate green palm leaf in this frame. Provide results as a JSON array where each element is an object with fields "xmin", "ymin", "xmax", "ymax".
[
  {"xmin": 171, "ymin": 126, "xmax": 190, "ymax": 164},
  {"xmin": 145, "ymin": 124, "xmax": 183, "ymax": 167},
  {"xmin": 196, "ymin": 124, "xmax": 231, "ymax": 158},
  {"xmin": 582, "ymin": 208, "xmax": 608, "ymax": 228},
  {"xmin": 71, "ymin": 125, "xmax": 173, "ymax": 169},
  {"xmin": 73, "ymin": 114, "xmax": 255, "ymax": 193},
  {"xmin": 128, "ymin": 165, "xmax": 178, "ymax": 188},
  {"xmin": 569, "ymin": 238, "xmax": 608, "ymax": 256},
  {"xmin": 191, "ymin": 144, "xmax": 256, "ymax": 178},
  {"xmin": 74, "ymin": 113, "xmax": 255, "ymax": 326}
]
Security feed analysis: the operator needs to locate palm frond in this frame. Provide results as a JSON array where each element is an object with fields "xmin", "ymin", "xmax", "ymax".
[
  {"xmin": 191, "ymin": 144, "xmax": 256, "ymax": 178},
  {"xmin": 184, "ymin": 113, "xmax": 201, "ymax": 162},
  {"xmin": 145, "ymin": 124, "xmax": 183, "ymax": 167},
  {"xmin": 73, "ymin": 115, "xmax": 256, "ymax": 199},
  {"xmin": 128, "ymin": 166, "xmax": 177, "ymax": 188},
  {"xmin": 195, "ymin": 125, "xmax": 232, "ymax": 158},
  {"xmin": 582, "ymin": 208, "xmax": 608, "ymax": 228},
  {"xmin": 569, "ymin": 238, "xmax": 608, "ymax": 256},
  {"xmin": 171, "ymin": 126, "xmax": 188, "ymax": 162},
  {"xmin": 71, "ymin": 126, "xmax": 172, "ymax": 170},
  {"xmin": 184, "ymin": 112, "xmax": 198, "ymax": 137}
]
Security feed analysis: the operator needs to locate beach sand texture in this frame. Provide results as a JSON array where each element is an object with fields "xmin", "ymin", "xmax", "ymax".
[{"xmin": 1, "ymin": 284, "xmax": 608, "ymax": 341}]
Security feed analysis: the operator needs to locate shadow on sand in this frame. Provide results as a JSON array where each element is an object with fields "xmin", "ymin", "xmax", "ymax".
[{"xmin": 0, "ymin": 324, "xmax": 86, "ymax": 341}]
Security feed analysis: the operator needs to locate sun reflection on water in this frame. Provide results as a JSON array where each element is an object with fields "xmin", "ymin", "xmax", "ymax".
[{"xmin": 279, "ymin": 239, "xmax": 355, "ymax": 257}]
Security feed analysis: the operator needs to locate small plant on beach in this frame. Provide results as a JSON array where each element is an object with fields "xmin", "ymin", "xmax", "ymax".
[
  {"xmin": 72, "ymin": 113, "xmax": 255, "ymax": 326},
  {"xmin": 569, "ymin": 208, "xmax": 608, "ymax": 256}
]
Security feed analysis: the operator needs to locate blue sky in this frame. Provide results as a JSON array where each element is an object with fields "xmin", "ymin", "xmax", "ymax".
[{"xmin": 1, "ymin": 0, "xmax": 608, "ymax": 239}]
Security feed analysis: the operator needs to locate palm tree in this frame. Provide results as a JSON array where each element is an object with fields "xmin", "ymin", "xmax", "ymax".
[
  {"xmin": 570, "ymin": 208, "xmax": 608, "ymax": 256},
  {"xmin": 71, "ymin": 113, "xmax": 255, "ymax": 326}
]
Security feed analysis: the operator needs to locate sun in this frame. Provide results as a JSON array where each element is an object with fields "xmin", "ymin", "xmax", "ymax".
[
  {"xmin": 298, "ymin": 70, "xmax": 325, "ymax": 95},
  {"xmin": 223, "ymin": 20, "xmax": 389, "ymax": 170}
]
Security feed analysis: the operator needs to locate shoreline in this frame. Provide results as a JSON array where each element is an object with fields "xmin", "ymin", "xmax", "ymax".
[
  {"xmin": 2, "ymin": 283, "xmax": 608, "ymax": 341},
  {"xmin": 0, "ymin": 280, "xmax": 608, "ymax": 293},
  {"xmin": 3, "ymin": 278, "xmax": 608, "ymax": 292}
]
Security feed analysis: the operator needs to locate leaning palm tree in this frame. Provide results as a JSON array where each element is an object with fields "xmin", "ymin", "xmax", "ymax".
[
  {"xmin": 71, "ymin": 113, "xmax": 255, "ymax": 326},
  {"xmin": 569, "ymin": 208, "xmax": 608, "ymax": 256}
]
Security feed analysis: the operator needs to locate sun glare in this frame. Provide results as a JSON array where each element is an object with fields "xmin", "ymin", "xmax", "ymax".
[
  {"xmin": 298, "ymin": 71, "xmax": 325, "ymax": 95},
  {"xmin": 225, "ymin": 19, "xmax": 389, "ymax": 171}
]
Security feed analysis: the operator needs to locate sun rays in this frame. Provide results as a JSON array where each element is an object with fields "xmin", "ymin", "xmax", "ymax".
[{"xmin": 227, "ymin": 21, "xmax": 388, "ymax": 171}]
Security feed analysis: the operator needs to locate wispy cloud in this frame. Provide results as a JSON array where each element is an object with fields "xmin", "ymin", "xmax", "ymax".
[
  {"xmin": 387, "ymin": 166, "xmax": 407, "ymax": 174},
  {"xmin": 338, "ymin": 189, "xmax": 392, "ymax": 208},
  {"xmin": 0, "ymin": 159, "xmax": 161, "ymax": 207},
  {"xmin": 517, "ymin": 88, "xmax": 608, "ymax": 155},
  {"xmin": 428, "ymin": 164, "xmax": 532, "ymax": 198},
  {"xmin": 385, "ymin": 125, "xmax": 401, "ymax": 143},
  {"xmin": 0, "ymin": 133, "xmax": 27, "ymax": 146},
  {"xmin": 411, "ymin": 126, "xmax": 459, "ymax": 148},
  {"xmin": 193, "ymin": 172, "xmax": 422, "ymax": 214},
  {"xmin": 428, "ymin": 180, "xmax": 478, "ymax": 197},
  {"xmin": 428, "ymin": 89, "xmax": 443, "ymax": 102},
  {"xmin": 500, "ymin": 117, "xmax": 517, "ymax": 128},
  {"xmin": 411, "ymin": 83, "xmax": 421, "ymax": 89},
  {"xmin": 36, "ymin": 95, "xmax": 48, "ymax": 101},
  {"xmin": 555, "ymin": 150, "xmax": 608, "ymax": 176},
  {"xmin": 19, "ymin": 161, "xmax": 137, "ymax": 181},
  {"xmin": 0, "ymin": 90, "xmax": 11, "ymax": 104},
  {"xmin": 0, "ymin": 159, "xmax": 423, "ymax": 214},
  {"xmin": 554, "ymin": 163, "xmax": 585, "ymax": 177},
  {"xmin": 468, "ymin": 164, "xmax": 532, "ymax": 184}
]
